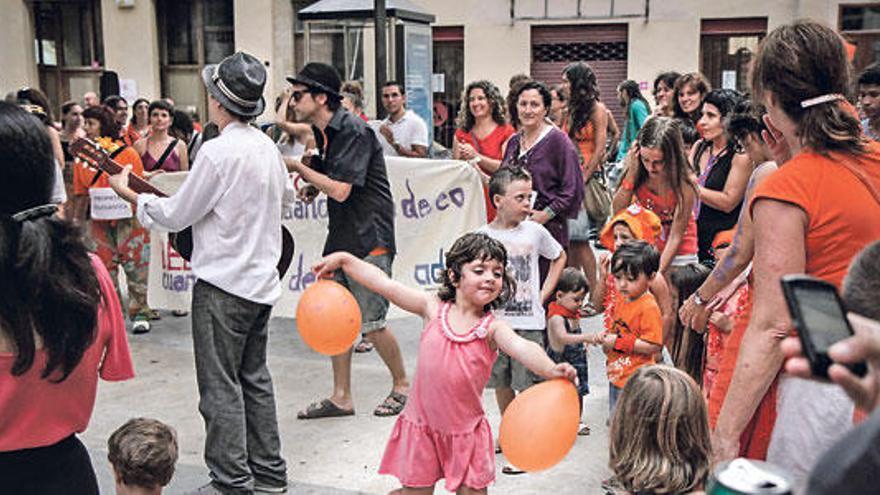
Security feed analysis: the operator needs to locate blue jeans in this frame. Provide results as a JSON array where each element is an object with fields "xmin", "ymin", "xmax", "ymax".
[{"xmin": 192, "ymin": 280, "xmax": 288, "ymax": 494}]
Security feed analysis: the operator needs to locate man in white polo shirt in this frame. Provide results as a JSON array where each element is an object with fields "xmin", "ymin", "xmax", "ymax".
[{"xmin": 373, "ymin": 81, "xmax": 429, "ymax": 157}]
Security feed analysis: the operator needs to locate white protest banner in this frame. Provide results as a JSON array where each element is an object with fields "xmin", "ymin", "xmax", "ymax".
[{"xmin": 146, "ymin": 158, "xmax": 487, "ymax": 317}]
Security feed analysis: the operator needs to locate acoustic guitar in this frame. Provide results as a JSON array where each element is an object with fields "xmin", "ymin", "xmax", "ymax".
[{"xmin": 70, "ymin": 138, "xmax": 295, "ymax": 278}]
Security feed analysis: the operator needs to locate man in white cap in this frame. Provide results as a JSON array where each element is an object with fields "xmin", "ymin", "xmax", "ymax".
[{"xmin": 109, "ymin": 51, "xmax": 293, "ymax": 494}]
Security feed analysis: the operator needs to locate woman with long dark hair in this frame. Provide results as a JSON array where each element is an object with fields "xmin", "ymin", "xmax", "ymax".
[
  {"xmin": 672, "ymin": 73, "xmax": 711, "ymax": 148},
  {"xmin": 560, "ymin": 62, "xmax": 606, "ymax": 298},
  {"xmin": 454, "ymin": 79, "xmax": 515, "ymax": 222},
  {"xmin": 0, "ymin": 102, "xmax": 134, "ymax": 493},
  {"xmin": 616, "ymin": 79, "xmax": 651, "ymax": 162},
  {"xmin": 126, "ymin": 97, "xmax": 151, "ymax": 145},
  {"xmin": 652, "ymin": 71, "xmax": 681, "ymax": 118},
  {"xmin": 689, "ymin": 89, "xmax": 751, "ymax": 265}
]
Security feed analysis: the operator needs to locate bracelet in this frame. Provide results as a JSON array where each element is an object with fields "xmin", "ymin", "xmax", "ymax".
[{"xmin": 543, "ymin": 207, "xmax": 557, "ymax": 219}]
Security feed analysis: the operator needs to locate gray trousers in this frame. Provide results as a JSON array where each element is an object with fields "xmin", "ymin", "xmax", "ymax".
[{"xmin": 192, "ymin": 280, "xmax": 287, "ymax": 494}]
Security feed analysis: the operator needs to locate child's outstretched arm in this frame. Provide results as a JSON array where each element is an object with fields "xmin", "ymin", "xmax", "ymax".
[
  {"xmin": 547, "ymin": 315, "xmax": 595, "ymax": 352},
  {"xmin": 314, "ymin": 252, "xmax": 432, "ymax": 320},
  {"xmin": 492, "ymin": 320, "xmax": 577, "ymax": 382},
  {"xmin": 589, "ymin": 253, "xmax": 610, "ymax": 311}
]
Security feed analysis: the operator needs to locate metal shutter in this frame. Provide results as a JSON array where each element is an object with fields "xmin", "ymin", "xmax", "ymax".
[{"xmin": 531, "ymin": 24, "xmax": 629, "ymax": 129}]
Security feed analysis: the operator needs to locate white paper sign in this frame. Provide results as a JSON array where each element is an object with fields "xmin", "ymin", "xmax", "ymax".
[
  {"xmin": 722, "ymin": 70, "xmax": 737, "ymax": 90},
  {"xmin": 89, "ymin": 187, "xmax": 132, "ymax": 220},
  {"xmin": 432, "ymin": 73, "xmax": 446, "ymax": 93},
  {"xmin": 120, "ymin": 79, "xmax": 138, "ymax": 105}
]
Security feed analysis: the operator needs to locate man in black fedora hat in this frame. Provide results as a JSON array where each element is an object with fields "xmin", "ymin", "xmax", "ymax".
[
  {"xmin": 109, "ymin": 51, "xmax": 293, "ymax": 494},
  {"xmin": 283, "ymin": 62, "xmax": 410, "ymax": 420}
]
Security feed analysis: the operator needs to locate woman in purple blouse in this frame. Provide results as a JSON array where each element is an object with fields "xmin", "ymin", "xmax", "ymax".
[{"xmin": 502, "ymin": 80, "xmax": 585, "ymax": 249}]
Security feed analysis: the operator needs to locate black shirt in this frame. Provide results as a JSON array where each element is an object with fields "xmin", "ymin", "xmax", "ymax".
[
  {"xmin": 694, "ymin": 141, "xmax": 743, "ymax": 266},
  {"xmin": 312, "ymin": 109, "xmax": 396, "ymax": 258}
]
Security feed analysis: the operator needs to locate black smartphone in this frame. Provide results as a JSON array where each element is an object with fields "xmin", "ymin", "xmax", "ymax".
[{"xmin": 781, "ymin": 274, "xmax": 868, "ymax": 379}]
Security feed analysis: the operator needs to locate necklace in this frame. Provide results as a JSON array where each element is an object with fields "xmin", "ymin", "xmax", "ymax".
[{"xmin": 520, "ymin": 124, "xmax": 545, "ymax": 153}]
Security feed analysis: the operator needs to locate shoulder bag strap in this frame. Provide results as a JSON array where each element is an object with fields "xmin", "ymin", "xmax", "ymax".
[{"xmin": 89, "ymin": 144, "xmax": 128, "ymax": 187}]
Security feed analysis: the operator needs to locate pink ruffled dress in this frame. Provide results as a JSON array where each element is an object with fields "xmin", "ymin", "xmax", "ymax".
[{"xmin": 379, "ymin": 301, "xmax": 498, "ymax": 491}]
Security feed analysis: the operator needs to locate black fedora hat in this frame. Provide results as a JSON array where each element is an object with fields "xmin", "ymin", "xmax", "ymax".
[
  {"xmin": 286, "ymin": 63, "xmax": 342, "ymax": 98},
  {"xmin": 201, "ymin": 52, "xmax": 266, "ymax": 117}
]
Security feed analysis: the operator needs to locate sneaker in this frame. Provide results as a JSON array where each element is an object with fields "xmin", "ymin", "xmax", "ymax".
[
  {"xmin": 132, "ymin": 319, "xmax": 151, "ymax": 334},
  {"xmin": 172, "ymin": 309, "xmax": 189, "ymax": 317},
  {"xmin": 186, "ymin": 482, "xmax": 224, "ymax": 495},
  {"xmin": 601, "ymin": 476, "xmax": 624, "ymax": 494}
]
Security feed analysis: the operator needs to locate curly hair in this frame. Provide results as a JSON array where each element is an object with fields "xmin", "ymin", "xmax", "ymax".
[
  {"xmin": 563, "ymin": 62, "xmax": 600, "ymax": 141},
  {"xmin": 437, "ymin": 232, "xmax": 516, "ymax": 312},
  {"xmin": 455, "ymin": 80, "xmax": 507, "ymax": 131}
]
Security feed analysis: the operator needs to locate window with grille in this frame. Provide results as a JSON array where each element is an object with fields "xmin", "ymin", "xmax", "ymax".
[{"xmin": 532, "ymin": 41, "xmax": 627, "ymax": 63}]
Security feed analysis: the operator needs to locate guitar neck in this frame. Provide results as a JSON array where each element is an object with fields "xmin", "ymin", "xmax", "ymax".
[{"xmin": 71, "ymin": 138, "xmax": 169, "ymax": 198}]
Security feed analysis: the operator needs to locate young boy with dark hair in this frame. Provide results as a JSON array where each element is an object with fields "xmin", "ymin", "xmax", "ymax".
[
  {"xmin": 602, "ymin": 240, "xmax": 663, "ymax": 416},
  {"xmin": 858, "ymin": 63, "xmax": 880, "ymax": 141},
  {"xmin": 107, "ymin": 418, "xmax": 178, "ymax": 495},
  {"xmin": 478, "ymin": 166, "xmax": 567, "ymax": 471}
]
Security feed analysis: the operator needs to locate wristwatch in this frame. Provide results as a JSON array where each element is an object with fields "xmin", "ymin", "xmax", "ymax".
[{"xmin": 693, "ymin": 290, "xmax": 709, "ymax": 306}]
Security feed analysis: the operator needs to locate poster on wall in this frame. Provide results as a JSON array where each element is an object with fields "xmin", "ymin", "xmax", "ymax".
[{"xmin": 403, "ymin": 23, "xmax": 434, "ymax": 148}]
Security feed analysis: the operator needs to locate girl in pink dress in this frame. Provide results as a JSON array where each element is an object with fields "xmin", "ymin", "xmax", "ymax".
[{"xmin": 313, "ymin": 232, "xmax": 576, "ymax": 494}]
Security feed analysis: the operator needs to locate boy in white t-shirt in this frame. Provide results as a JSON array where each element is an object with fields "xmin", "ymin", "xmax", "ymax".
[{"xmin": 478, "ymin": 166, "xmax": 567, "ymax": 440}]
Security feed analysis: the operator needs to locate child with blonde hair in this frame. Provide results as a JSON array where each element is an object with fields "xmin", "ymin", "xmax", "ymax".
[
  {"xmin": 312, "ymin": 232, "xmax": 576, "ymax": 494},
  {"xmin": 609, "ymin": 365, "xmax": 711, "ymax": 495}
]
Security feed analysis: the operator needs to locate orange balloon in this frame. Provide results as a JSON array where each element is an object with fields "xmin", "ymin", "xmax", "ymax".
[
  {"xmin": 498, "ymin": 378, "xmax": 580, "ymax": 472},
  {"xmin": 296, "ymin": 279, "xmax": 362, "ymax": 355}
]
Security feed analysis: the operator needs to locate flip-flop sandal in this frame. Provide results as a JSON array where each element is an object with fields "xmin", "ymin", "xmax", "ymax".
[
  {"xmin": 297, "ymin": 399, "xmax": 354, "ymax": 420},
  {"xmin": 354, "ymin": 339, "xmax": 374, "ymax": 353},
  {"xmin": 502, "ymin": 465, "xmax": 526, "ymax": 475},
  {"xmin": 578, "ymin": 424, "xmax": 591, "ymax": 436},
  {"xmin": 495, "ymin": 445, "xmax": 502, "ymax": 454},
  {"xmin": 374, "ymin": 391, "xmax": 407, "ymax": 417}
]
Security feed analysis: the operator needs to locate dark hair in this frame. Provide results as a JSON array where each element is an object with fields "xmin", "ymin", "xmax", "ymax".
[
  {"xmin": 673, "ymin": 72, "xmax": 711, "ymax": 121},
  {"xmin": 0, "ymin": 102, "xmax": 100, "ymax": 381},
  {"xmin": 170, "ymin": 110, "xmax": 194, "ymax": 142},
  {"xmin": 83, "ymin": 105, "xmax": 121, "ymax": 139},
  {"xmin": 858, "ymin": 62, "xmax": 880, "ymax": 87},
  {"xmin": 727, "ymin": 99, "xmax": 767, "ymax": 143},
  {"xmin": 103, "ymin": 95, "xmax": 127, "ymax": 109},
  {"xmin": 129, "ymin": 98, "xmax": 150, "ymax": 126},
  {"xmin": 564, "ymin": 62, "xmax": 601, "ymax": 141},
  {"xmin": 702, "ymin": 89, "xmax": 743, "ymax": 120},
  {"xmin": 382, "ymin": 80, "xmax": 405, "ymax": 94},
  {"xmin": 618, "ymin": 79, "xmax": 648, "ymax": 108},
  {"xmin": 653, "ymin": 71, "xmax": 681, "ymax": 96},
  {"xmin": 556, "ymin": 267, "xmax": 589, "ymax": 295},
  {"xmin": 669, "ymin": 263, "xmax": 711, "ymax": 384},
  {"xmin": 751, "ymin": 20, "xmax": 863, "ymax": 155},
  {"xmin": 506, "ymin": 73, "xmax": 531, "ymax": 128},
  {"xmin": 148, "ymin": 99, "xmax": 174, "ymax": 117},
  {"xmin": 108, "ymin": 417, "xmax": 178, "ymax": 489},
  {"xmin": 61, "ymin": 100, "xmax": 82, "ymax": 117},
  {"xmin": 550, "ymin": 84, "xmax": 566, "ymax": 103},
  {"xmin": 437, "ymin": 232, "xmax": 516, "ymax": 312},
  {"xmin": 611, "ymin": 240, "xmax": 660, "ymax": 279},
  {"xmin": 629, "ymin": 117, "xmax": 695, "ymax": 198},
  {"xmin": 488, "ymin": 166, "xmax": 532, "ymax": 199},
  {"xmin": 843, "ymin": 240, "xmax": 880, "ymax": 321},
  {"xmin": 456, "ymin": 80, "xmax": 507, "ymax": 131},
  {"xmin": 16, "ymin": 87, "xmax": 54, "ymax": 123},
  {"xmin": 509, "ymin": 80, "xmax": 551, "ymax": 127}
]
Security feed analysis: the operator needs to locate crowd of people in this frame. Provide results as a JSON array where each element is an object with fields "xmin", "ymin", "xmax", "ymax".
[{"xmin": 3, "ymin": 17, "xmax": 880, "ymax": 495}]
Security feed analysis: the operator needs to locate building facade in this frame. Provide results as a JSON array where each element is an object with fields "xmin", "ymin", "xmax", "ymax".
[{"xmin": 4, "ymin": 0, "xmax": 880, "ymax": 145}]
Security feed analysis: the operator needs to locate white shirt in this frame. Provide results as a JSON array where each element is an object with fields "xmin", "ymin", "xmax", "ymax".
[
  {"xmin": 370, "ymin": 109, "xmax": 429, "ymax": 156},
  {"xmin": 477, "ymin": 220, "xmax": 563, "ymax": 330},
  {"xmin": 137, "ymin": 122, "xmax": 296, "ymax": 305}
]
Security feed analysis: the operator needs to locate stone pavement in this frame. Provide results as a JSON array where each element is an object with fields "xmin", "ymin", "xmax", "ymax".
[{"xmin": 82, "ymin": 312, "xmax": 613, "ymax": 494}]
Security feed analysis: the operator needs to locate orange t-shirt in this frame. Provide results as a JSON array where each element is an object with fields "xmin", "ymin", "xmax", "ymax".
[
  {"xmin": 606, "ymin": 291, "xmax": 663, "ymax": 388},
  {"xmin": 73, "ymin": 143, "xmax": 145, "ymax": 194},
  {"xmin": 751, "ymin": 141, "xmax": 880, "ymax": 288}
]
